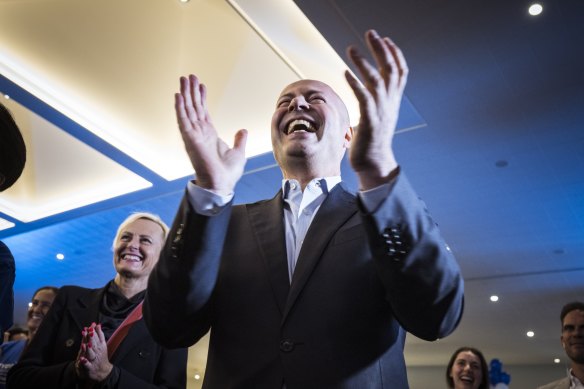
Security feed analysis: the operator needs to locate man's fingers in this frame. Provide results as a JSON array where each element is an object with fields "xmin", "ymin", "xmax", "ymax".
[
  {"xmin": 365, "ymin": 30, "xmax": 399, "ymax": 89},
  {"xmin": 347, "ymin": 46, "xmax": 385, "ymax": 97},
  {"xmin": 190, "ymin": 75, "xmax": 207, "ymax": 120},
  {"xmin": 180, "ymin": 76, "xmax": 194, "ymax": 118},
  {"xmin": 344, "ymin": 70, "xmax": 375, "ymax": 123},
  {"xmin": 345, "ymin": 70, "xmax": 365, "ymax": 104},
  {"xmin": 233, "ymin": 129, "xmax": 248, "ymax": 154},
  {"xmin": 383, "ymin": 37, "xmax": 409, "ymax": 92},
  {"xmin": 175, "ymin": 93, "xmax": 188, "ymax": 129}
]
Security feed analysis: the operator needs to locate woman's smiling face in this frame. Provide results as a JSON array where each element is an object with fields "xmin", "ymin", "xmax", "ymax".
[
  {"xmin": 450, "ymin": 350, "xmax": 483, "ymax": 389},
  {"xmin": 113, "ymin": 218, "xmax": 165, "ymax": 279}
]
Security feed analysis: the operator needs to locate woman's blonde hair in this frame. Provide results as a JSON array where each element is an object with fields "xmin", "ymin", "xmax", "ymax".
[{"xmin": 112, "ymin": 212, "xmax": 169, "ymax": 249}]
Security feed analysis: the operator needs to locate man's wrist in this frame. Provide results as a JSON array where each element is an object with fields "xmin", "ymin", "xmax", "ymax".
[{"xmin": 358, "ymin": 165, "xmax": 400, "ymax": 191}]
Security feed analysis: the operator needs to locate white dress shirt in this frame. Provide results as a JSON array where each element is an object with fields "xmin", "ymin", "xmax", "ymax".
[
  {"xmin": 570, "ymin": 369, "xmax": 584, "ymax": 389},
  {"xmin": 187, "ymin": 177, "xmax": 395, "ymax": 282}
]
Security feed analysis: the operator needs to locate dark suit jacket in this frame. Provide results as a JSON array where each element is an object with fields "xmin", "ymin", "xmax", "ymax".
[
  {"xmin": 144, "ymin": 175, "xmax": 464, "ymax": 388},
  {"xmin": 0, "ymin": 241, "xmax": 15, "ymax": 342},
  {"xmin": 7, "ymin": 285, "xmax": 187, "ymax": 389}
]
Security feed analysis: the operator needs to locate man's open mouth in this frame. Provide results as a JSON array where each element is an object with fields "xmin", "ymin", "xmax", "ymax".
[{"xmin": 286, "ymin": 119, "xmax": 317, "ymax": 135}]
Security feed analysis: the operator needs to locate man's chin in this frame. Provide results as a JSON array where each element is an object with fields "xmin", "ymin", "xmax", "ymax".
[{"xmin": 569, "ymin": 351, "xmax": 584, "ymax": 364}]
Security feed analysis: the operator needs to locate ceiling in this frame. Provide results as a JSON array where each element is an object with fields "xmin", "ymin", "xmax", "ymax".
[{"xmin": 1, "ymin": 0, "xmax": 583, "ymax": 384}]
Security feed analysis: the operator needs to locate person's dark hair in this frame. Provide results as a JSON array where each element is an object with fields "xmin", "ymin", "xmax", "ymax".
[
  {"xmin": 0, "ymin": 102, "xmax": 26, "ymax": 191},
  {"xmin": 6, "ymin": 326, "xmax": 28, "ymax": 340},
  {"xmin": 560, "ymin": 301, "xmax": 584, "ymax": 324},
  {"xmin": 32, "ymin": 286, "xmax": 59, "ymax": 299},
  {"xmin": 446, "ymin": 346, "xmax": 490, "ymax": 389}
]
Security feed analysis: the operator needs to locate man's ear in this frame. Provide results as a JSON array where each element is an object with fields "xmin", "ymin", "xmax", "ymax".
[{"xmin": 344, "ymin": 126, "xmax": 354, "ymax": 148}]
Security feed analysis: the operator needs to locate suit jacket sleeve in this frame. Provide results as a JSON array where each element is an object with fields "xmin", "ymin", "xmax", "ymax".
[
  {"xmin": 144, "ymin": 193, "xmax": 234, "ymax": 348},
  {"xmin": 361, "ymin": 173, "xmax": 464, "ymax": 340}
]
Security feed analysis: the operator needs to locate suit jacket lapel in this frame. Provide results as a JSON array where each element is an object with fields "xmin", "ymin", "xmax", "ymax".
[
  {"xmin": 247, "ymin": 192, "xmax": 290, "ymax": 316},
  {"xmin": 109, "ymin": 319, "xmax": 148, "ymax": 362},
  {"xmin": 284, "ymin": 184, "xmax": 357, "ymax": 320},
  {"xmin": 68, "ymin": 287, "xmax": 103, "ymax": 332}
]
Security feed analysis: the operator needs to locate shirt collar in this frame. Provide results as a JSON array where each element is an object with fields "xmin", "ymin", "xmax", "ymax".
[
  {"xmin": 282, "ymin": 176, "xmax": 342, "ymax": 198},
  {"xmin": 569, "ymin": 368, "xmax": 584, "ymax": 388}
]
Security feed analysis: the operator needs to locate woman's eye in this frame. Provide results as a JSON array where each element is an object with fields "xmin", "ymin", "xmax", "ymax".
[{"xmin": 277, "ymin": 100, "xmax": 289, "ymax": 107}]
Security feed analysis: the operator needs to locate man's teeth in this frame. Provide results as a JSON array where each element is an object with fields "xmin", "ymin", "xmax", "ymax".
[{"xmin": 287, "ymin": 119, "xmax": 315, "ymax": 134}]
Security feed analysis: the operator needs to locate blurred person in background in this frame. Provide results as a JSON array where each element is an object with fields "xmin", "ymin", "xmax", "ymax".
[
  {"xmin": 0, "ymin": 102, "xmax": 27, "ymax": 343},
  {"xmin": 538, "ymin": 302, "xmax": 584, "ymax": 389},
  {"xmin": 7, "ymin": 212, "xmax": 187, "ymax": 389},
  {"xmin": 446, "ymin": 346, "xmax": 490, "ymax": 389},
  {"xmin": 3, "ymin": 328, "xmax": 28, "ymax": 343},
  {"xmin": 0, "ymin": 286, "xmax": 58, "ymax": 389}
]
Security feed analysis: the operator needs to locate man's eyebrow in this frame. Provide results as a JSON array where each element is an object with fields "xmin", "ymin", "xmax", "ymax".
[
  {"xmin": 278, "ymin": 89, "xmax": 324, "ymax": 99},
  {"xmin": 277, "ymin": 93, "xmax": 293, "ymax": 100}
]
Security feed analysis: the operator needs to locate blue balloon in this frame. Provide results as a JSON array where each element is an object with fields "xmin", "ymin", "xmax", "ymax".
[{"xmin": 488, "ymin": 358, "xmax": 511, "ymax": 385}]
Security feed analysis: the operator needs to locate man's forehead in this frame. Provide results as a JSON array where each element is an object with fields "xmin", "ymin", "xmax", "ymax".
[
  {"xmin": 278, "ymin": 79, "xmax": 336, "ymax": 97},
  {"xmin": 564, "ymin": 309, "xmax": 584, "ymax": 323}
]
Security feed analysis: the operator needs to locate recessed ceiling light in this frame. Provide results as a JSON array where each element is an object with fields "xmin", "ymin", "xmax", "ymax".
[
  {"xmin": 527, "ymin": 331, "xmax": 535, "ymax": 337},
  {"xmin": 490, "ymin": 295, "xmax": 499, "ymax": 302},
  {"xmin": 554, "ymin": 358, "xmax": 560, "ymax": 363},
  {"xmin": 194, "ymin": 374, "xmax": 201, "ymax": 380},
  {"xmin": 56, "ymin": 253, "xmax": 65, "ymax": 260},
  {"xmin": 28, "ymin": 302, "xmax": 32, "ymax": 308},
  {"xmin": 3, "ymin": 94, "xmax": 9, "ymax": 99},
  {"xmin": 179, "ymin": 0, "xmax": 190, "ymax": 3},
  {"xmin": 529, "ymin": 3, "xmax": 543, "ymax": 16}
]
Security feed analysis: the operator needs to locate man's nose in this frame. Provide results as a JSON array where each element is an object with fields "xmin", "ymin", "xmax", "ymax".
[{"xmin": 288, "ymin": 96, "xmax": 309, "ymax": 112}]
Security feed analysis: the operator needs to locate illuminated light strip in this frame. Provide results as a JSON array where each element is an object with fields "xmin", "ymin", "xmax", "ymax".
[
  {"xmin": 0, "ymin": 218, "xmax": 15, "ymax": 231},
  {"xmin": 227, "ymin": 0, "xmax": 360, "ymax": 125},
  {"xmin": 0, "ymin": 50, "xmax": 150, "ymax": 177}
]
